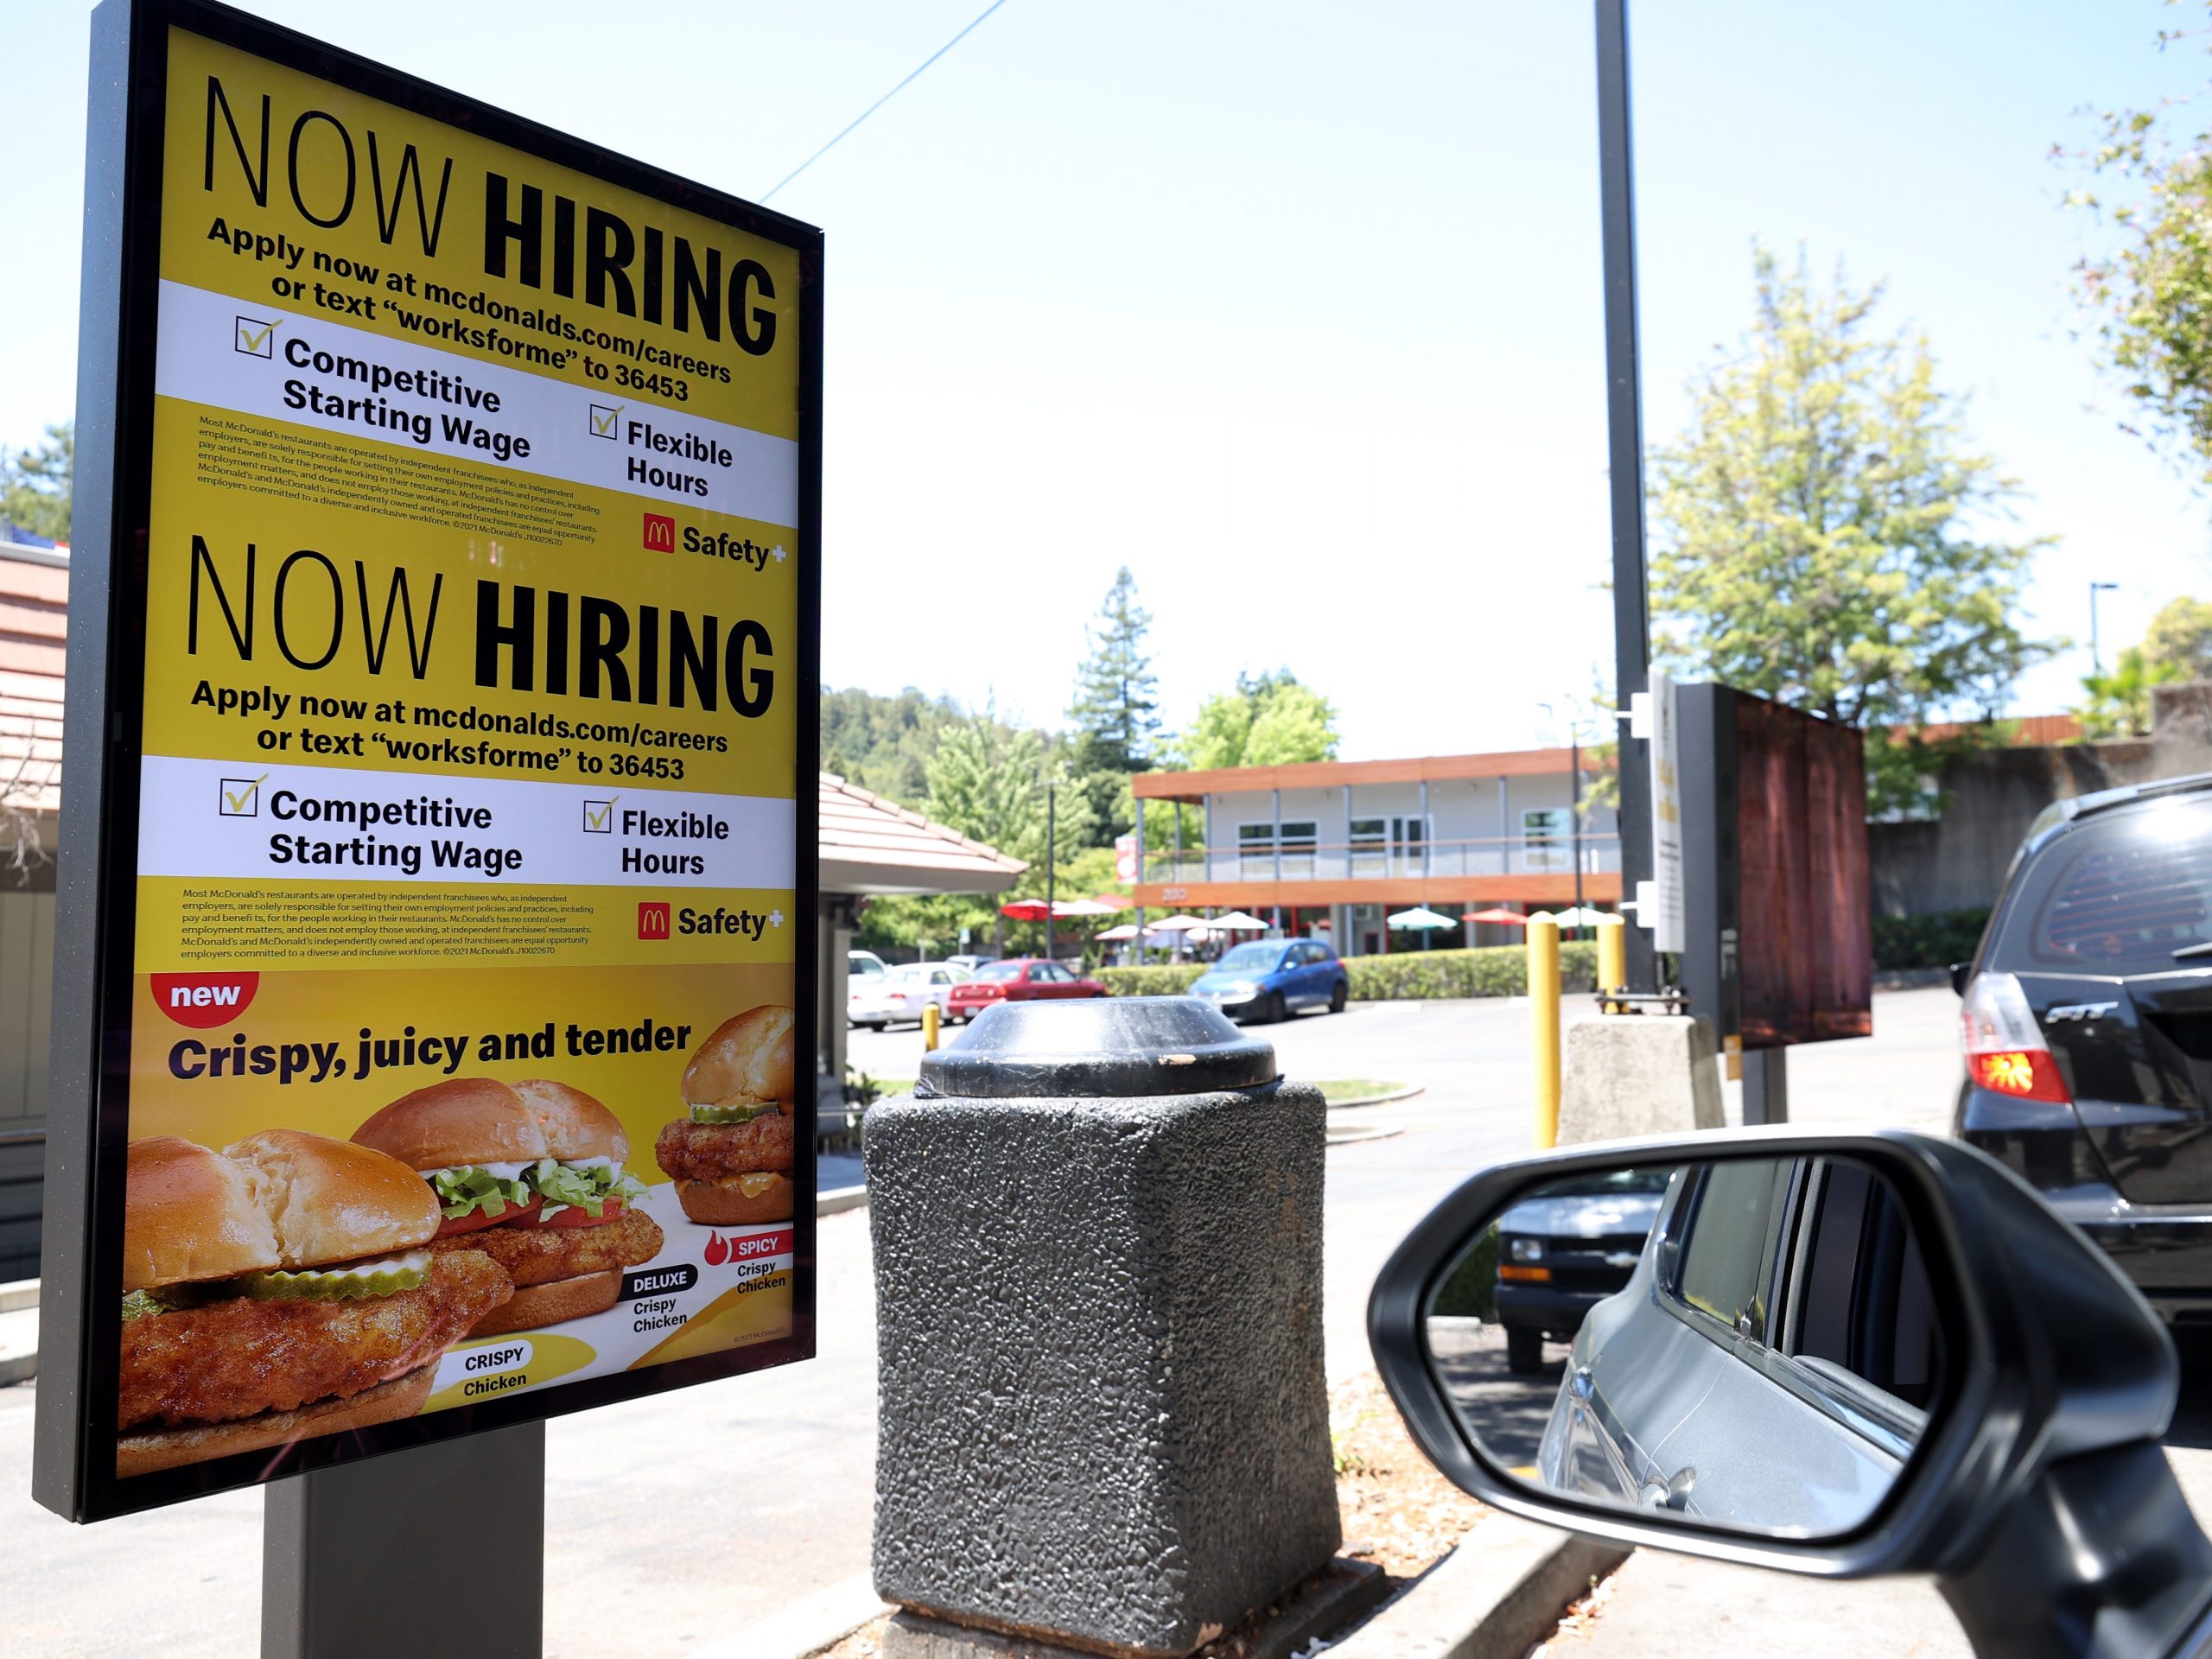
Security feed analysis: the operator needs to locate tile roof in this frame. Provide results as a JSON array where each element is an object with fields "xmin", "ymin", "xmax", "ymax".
[
  {"xmin": 819, "ymin": 772, "xmax": 1027, "ymax": 895},
  {"xmin": 0, "ymin": 550, "xmax": 65, "ymax": 816}
]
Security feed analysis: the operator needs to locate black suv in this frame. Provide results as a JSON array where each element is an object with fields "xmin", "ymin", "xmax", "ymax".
[{"xmin": 1954, "ymin": 772, "xmax": 2212, "ymax": 1322}]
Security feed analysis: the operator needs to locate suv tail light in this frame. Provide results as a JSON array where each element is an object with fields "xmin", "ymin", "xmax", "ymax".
[{"xmin": 1961, "ymin": 971, "xmax": 2072, "ymax": 1103}]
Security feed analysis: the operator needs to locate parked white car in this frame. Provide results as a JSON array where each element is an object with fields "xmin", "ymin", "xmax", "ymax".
[
  {"xmin": 849, "ymin": 949, "xmax": 889, "ymax": 979},
  {"xmin": 849, "ymin": 963, "xmax": 970, "ymax": 1029}
]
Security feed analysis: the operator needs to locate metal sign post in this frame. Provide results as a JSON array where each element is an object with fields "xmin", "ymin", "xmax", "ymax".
[
  {"xmin": 262, "ymin": 1425, "xmax": 544, "ymax": 1659},
  {"xmin": 1596, "ymin": 0, "xmax": 1657, "ymax": 995}
]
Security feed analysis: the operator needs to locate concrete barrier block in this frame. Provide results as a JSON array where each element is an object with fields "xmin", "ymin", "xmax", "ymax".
[
  {"xmin": 1556, "ymin": 1015, "xmax": 1721, "ymax": 1146},
  {"xmin": 866, "ymin": 1080, "xmax": 1338, "ymax": 1657}
]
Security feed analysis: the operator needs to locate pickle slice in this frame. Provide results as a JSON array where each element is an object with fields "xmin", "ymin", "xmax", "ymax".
[
  {"xmin": 690, "ymin": 1099, "xmax": 781, "ymax": 1126},
  {"xmin": 242, "ymin": 1249, "xmax": 432, "ymax": 1302}
]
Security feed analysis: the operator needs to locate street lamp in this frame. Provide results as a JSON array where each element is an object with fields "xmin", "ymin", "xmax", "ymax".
[{"xmin": 2090, "ymin": 582, "xmax": 2120, "ymax": 673}]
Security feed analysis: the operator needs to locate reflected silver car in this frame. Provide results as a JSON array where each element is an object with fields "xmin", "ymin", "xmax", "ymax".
[{"xmin": 1537, "ymin": 1155, "xmax": 1939, "ymax": 1535}]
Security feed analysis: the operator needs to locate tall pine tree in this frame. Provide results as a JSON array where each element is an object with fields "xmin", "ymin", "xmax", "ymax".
[{"xmin": 1066, "ymin": 568, "xmax": 1160, "ymax": 843}]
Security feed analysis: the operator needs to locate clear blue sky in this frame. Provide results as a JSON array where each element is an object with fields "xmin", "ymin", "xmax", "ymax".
[{"xmin": 4, "ymin": 0, "xmax": 2205, "ymax": 756}]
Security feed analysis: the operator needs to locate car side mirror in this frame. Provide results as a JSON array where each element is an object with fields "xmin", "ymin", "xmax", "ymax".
[
  {"xmin": 1369, "ymin": 1131, "xmax": 2212, "ymax": 1659},
  {"xmin": 1949, "ymin": 961, "xmax": 1972, "ymax": 996}
]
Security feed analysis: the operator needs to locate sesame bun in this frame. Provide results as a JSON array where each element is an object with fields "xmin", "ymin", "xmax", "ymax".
[
  {"xmin": 116, "ymin": 1361, "xmax": 437, "ymax": 1478},
  {"xmin": 675, "ymin": 1173, "xmax": 796, "ymax": 1226},
  {"xmin": 353, "ymin": 1077, "xmax": 628, "ymax": 1171},
  {"xmin": 466, "ymin": 1268, "xmax": 622, "ymax": 1338},
  {"xmin": 682, "ymin": 1007, "xmax": 796, "ymax": 1109},
  {"xmin": 124, "ymin": 1131, "xmax": 440, "ymax": 1293}
]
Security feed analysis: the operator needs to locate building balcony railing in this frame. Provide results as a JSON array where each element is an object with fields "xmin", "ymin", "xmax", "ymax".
[{"xmin": 1139, "ymin": 835, "xmax": 1622, "ymax": 887}]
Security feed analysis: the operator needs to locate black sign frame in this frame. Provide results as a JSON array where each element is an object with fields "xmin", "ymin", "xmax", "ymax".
[{"xmin": 35, "ymin": 0, "xmax": 824, "ymax": 1524}]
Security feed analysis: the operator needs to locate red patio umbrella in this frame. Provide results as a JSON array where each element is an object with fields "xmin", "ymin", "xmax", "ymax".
[{"xmin": 1465, "ymin": 907, "xmax": 1530, "ymax": 926}]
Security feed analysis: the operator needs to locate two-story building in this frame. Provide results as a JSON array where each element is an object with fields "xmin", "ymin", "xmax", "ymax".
[{"xmin": 1129, "ymin": 748, "xmax": 1619, "ymax": 955}]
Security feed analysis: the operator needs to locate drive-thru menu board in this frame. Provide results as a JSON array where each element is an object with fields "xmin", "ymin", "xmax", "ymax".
[{"xmin": 35, "ymin": 0, "xmax": 821, "ymax": 1522}]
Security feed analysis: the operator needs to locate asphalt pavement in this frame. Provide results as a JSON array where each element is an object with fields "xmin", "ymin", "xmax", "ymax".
[{"xmin": 0, "ymin": 987, "xmax": 2082, "ymax": 1656}]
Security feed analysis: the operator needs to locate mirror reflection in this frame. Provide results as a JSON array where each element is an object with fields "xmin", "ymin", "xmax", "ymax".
[{"xmin": 1424, "ymin": 1154, "xmax": 1944, "ymax": 1538}]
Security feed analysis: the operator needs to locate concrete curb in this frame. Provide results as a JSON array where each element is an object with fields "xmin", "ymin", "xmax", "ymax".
[
  {"xmin": 690, "ymin": 1569, "xmax": 889, "ymax": 1657},
  {"xmin": 819, "ymin": 1185, "xmax": 869, "ymax": 1217},
  {"xmin": 1325, "ymin": 1123, "xmax": 1404, "ymax": 1147},
  {"xmin": 0, "ymin": 1280, "xmax": 37, "ymax": 1387},
  {"xmin": 1323, "ymin": 1517, "xmax": 1627, "ymax": 1659},
  {"xmin": 1324, "ymin": 1083, "xmax": 1426, "ymax": 1111}
]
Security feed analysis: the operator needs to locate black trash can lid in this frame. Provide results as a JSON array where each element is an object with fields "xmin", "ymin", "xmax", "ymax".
[{"xmin": 916, "ymin": 996, "xmax": 1278, "ymax": 1099}]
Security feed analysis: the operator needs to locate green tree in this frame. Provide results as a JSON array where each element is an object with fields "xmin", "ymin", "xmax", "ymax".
[
  {"xmin": 1, "ymin": 423, "xmax": 72, "ymax": 544},
  {"xmin": 819, "ymin": 684, "xmax": 972, "ymax": 804},
  {"xmin": 2077, "ymin": 645, "xmax": 2183, "ymax": 739},
  {"xmin": 1649, "ymin": 249, "xmax": 2055, "ymax": 814},
  {"xmin": 2064, "ymin": 5, "xmax": 2212, "ymax": 484},
  {"xmin": 1066, "ymin": 568, "xmax": 1160, "ymax": 816},
  {"xmin": 1181, "ymin": 671, "xmax": 1340, "ymax": 772},
  {"xmin": 856, "ymin": 715, "xmax": 1096, "ymax": 957},
  {"xmin": 2142, "ymin": 595, "xmax": 2212, "ymax": 679}
]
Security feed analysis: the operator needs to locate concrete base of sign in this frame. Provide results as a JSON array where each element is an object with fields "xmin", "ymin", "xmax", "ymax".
[
  {"xmin": 866, "ymin": 1081, "xmax": 1338, "ymax": 1658},
  {"xmin": 1556, "ymin": 1015, "xmax": 1723, "ymax": 1145},
  {"xmin": 880, "ymin": 1558, "xmax": 1389, "ymax": 1659}
]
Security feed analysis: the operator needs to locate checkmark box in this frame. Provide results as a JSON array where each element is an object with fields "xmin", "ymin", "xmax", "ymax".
[
  {"xmin": 219, "ymin": 777, "xmax": 262, "ymax": 817},
  {"xmin": 234, "ymin": 316, "xmax": 276, "ymax": 358},
  {"xmin": 583, "ymin": 799, "xmax": 615, "ymax": 832},
  {"xmin": 588, "ymin": 404, "xmax": 621, "ymax": 439}
]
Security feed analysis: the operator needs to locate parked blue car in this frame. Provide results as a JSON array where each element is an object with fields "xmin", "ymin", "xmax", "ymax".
[{"xmin": 1190, "ymin": 939, "xmax": 1350, "ymax": 1023}]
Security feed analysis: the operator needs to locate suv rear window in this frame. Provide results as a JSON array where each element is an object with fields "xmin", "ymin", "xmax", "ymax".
[{"xmin": 1992, "ymin": 796, "xmax": 2212, "ymax": 974}]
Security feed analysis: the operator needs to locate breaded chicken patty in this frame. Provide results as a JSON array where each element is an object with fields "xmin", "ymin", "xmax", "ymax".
[
  {"xmin": 118, "ymin": 1249, "xmax": 510, "ymax": 1430},
  {"xmin": 654, "ymin": 1111, "xmax": 795, "ymax": 1183},
  {"xmin": 423, "ymin": 1205, "xmax": 664, "ymax": 1288}
]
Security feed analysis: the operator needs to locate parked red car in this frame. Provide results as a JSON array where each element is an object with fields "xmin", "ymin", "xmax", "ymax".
[{"xmin": 945, "ymin": 957, "xmax": 1109, "ymax": 1021}]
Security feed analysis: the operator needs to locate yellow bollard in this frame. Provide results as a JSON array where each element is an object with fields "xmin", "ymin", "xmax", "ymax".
[
  {"xmin": 1594, "ymin": 914, "xmax": 1626, "ymax": 1012},
  {"xmin": 1528, "ymin": 911, "xmax": 1561, "ymax": 1148},
  {"xmin": 923, "ymin": 1001, "xmax": 941, "ymax": 1052}
]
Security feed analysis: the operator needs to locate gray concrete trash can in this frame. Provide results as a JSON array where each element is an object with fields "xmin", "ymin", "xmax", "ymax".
[{"xmin": 866, "ymin": 996, "xmax": 1338, "ymax": 1658}]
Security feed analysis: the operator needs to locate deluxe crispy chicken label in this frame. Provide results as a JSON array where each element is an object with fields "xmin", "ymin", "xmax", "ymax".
[{"xmin": 112, "ymin": 28, "xmax": 806, "ymax": 1475}]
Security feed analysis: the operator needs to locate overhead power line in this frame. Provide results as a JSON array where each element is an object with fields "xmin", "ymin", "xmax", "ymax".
[{"xmin": 761, "ymin": 0, "xmax": 1010, "ymax": 202}]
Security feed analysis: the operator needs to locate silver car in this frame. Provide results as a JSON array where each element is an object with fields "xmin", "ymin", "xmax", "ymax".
[{"xmin": 1537, "ymin": 1154, "xmax": 1939, "ymax": 1535}]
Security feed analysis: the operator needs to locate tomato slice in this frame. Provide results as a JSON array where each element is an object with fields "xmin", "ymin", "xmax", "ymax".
[
  {"xmin": 525, "ymin": 1200, "xmax": 626, "ymax": 1230},
  {"xmin": 435, "ymin": 1195, "xmax": 542, "ymax": 1236}
]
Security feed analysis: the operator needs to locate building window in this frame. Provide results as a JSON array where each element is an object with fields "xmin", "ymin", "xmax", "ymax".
[
  {"xmin": 1237, "ymin": 823, "xmax": 1273, "ymax": 875},
  {"xmin": 1523, "ymin": 807, "xmax": 1568, "ymax": 870},
  {"xmin": 1239, "ymin": 821, "xmax": 1319, "ymax": 876},
  {"xmin": 1351, "ymin": 817, "xmax": 1387, "ymax": 876}
]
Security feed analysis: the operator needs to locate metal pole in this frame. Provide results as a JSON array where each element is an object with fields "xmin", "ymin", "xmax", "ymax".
[
  {"xmin": 1529, "ymin": 912, "xmax": 1562, "ymax": 1147},
  {"xmin": 1597, "ymin": 0, "xmax": 1656, "ymax": 995},
  {"xmin": 264, "ymin": 1423, "xmax": 544, "ymax": 1659},
  {"xmin": 1046, "ymin": 780, "xmax": 1057, "ymax": 961},
  {"xmin": 1742, "ymin": 1046, "xmax": 1789, "ymax": 1126},
  {"xmin": 1570, "ymin": 729, "xmax": 1585, "ymax": 938},
  {"xmin": 2091, "ymin": 582, "xmax": 2118, "ymax": 673},
  {"xmin": 1134, "ymin": 795, "xmax": 1146, "ymax": 963}
]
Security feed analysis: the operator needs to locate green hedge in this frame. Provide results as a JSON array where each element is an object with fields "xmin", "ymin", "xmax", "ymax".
[
  {"xmin": 1096, "ymin": 943, "xmax": 1597, "ymax": 1003},
  {"xmin": 1873, "ymin": 907, "xmax": 1991, "ymax": 971},
  {"xmin": 1346, "ymin": 942, "xmax": 1597, "ymax": 1001},
  {"xmin": 1429, "ymin": 1224, "xmax": 1500, "ymax": 1320},
  {"xmin": 1094, "ymin": 963, "xmax": 1211, "ymax": 997}
]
